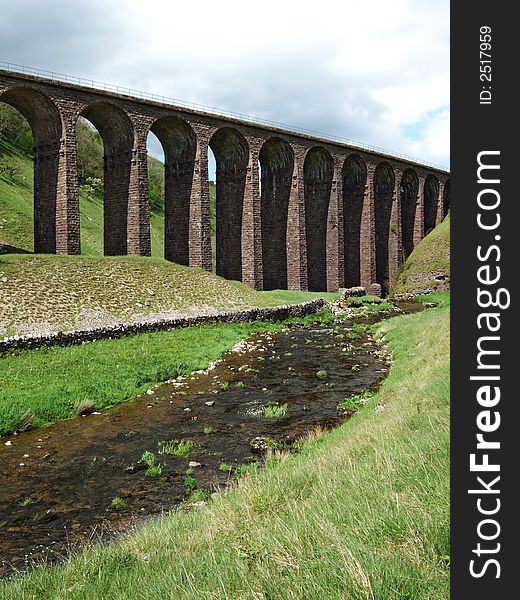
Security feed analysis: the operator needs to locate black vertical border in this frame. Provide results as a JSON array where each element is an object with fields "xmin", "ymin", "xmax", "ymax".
[{"xmin": 451, "ymin": 2, "xmax": 515, "ymax": 597}]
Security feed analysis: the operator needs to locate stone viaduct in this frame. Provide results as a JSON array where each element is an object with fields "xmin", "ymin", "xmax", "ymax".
[{"xmin": 0, "ymin": 67, "xmax": 450, "ymax": 295}]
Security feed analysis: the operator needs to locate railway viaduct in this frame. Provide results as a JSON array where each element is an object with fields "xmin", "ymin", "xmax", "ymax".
[{"xmin": 0, "ymin": 67, "xmax": 450, "ymax": 294}]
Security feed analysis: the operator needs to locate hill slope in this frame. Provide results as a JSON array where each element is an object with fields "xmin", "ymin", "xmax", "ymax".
[
  {"xmin": 0, "ymin": 254, "xmax": 337, "ymax": 336},
  {"xmin": 395, "ymin": 214, "xmax": 450, "ymax": 295}
]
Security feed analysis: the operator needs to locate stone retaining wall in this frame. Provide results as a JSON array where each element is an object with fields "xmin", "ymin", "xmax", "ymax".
[{"xmin": 0, "ymin": 300, "xmax": 326, "ymax": 353}]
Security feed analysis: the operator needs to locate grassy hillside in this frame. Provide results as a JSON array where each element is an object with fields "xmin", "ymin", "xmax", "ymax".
[
  {"xmin": 0, "ymin": 296, "xmax": 450, "ymax": 599},
  {"xmin": 395, "ymin": 214, "xmax": 450, "ymax": 295},
  {"xmin": 0, "ymin": 254, "xmax": 336, "ymax": 336}
]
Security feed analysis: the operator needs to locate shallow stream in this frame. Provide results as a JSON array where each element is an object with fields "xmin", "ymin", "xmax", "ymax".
[{"xmin": 0, "ymin": 303, "xmax": 422, "ymax": 575}]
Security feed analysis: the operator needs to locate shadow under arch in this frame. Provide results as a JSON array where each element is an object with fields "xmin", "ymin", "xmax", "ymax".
[
  {"xmin": 304, "ymin": 146, "xmax": 334, "ymax": 292},
  {"xmin": 209, "ymin": 127, "xmax": 249, "ymax": 281},
  {"xmin": 374, "ymin": 161, "xmax": 395, "ymax": 295},
  {"xmin": 78, "ymin": 101, "xmax": 134, "ymax": 256},
  {"xmin": 0, "ymin": 86, "xmax": 63, "ymax": 253},
  {"xmin": 149, "ymin": 116, "xmax": 197, "ymax": 264},
  {"xmin": 400, "ymin": 168, "xmax": 419, "ymax": 260},
  {"xmin": 424, "ymin": 174, "xmax": 439, "ymax": 235},
  {"xmin": 259, "ymin": 137, "xmax": 294, "ymax": 290},
  {"xmin": 342, "ymin": 154, "xmax": 367, "ymax": 287}
]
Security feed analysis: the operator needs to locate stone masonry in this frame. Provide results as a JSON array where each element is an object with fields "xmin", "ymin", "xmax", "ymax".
[{"xmin": 0, "ymin": 69, "xmax": 450, "ymax": 294}]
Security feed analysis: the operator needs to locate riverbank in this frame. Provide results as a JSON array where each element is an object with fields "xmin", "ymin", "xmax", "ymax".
[
  {"xmin": 0, "ymin": 293, "xmax": 450, "ymax": 599},
  {"xmin": 0, "ymin": 298, "xmax": 394, "ymax": 437}
]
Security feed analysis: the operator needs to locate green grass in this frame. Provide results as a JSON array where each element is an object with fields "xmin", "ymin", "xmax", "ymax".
[
  {"xmin": 395, "ymin": 214, "xmax": 450, "ymax": 295},
  {"xmin": 336, "ymin": 391, "xmax": 375, "ymax": 415},
  {"xmin": 0, "ymin": 294, "xmax": 450, "ymax": 598},
  {"xmin": 257, "ymin": 289, "xmax": 338, "ymax": 305}
]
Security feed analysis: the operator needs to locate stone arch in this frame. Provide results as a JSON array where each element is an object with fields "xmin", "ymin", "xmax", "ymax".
[
  {"xmin": 209, "ymin": 127, "xmax": 249, "ymax": 281},
  {"xmin": 400, "ymin": 168, "xmax": 419, "ymax": 260},
  {"xmin": 342, "ymin": 154, "xmax": 366, "ymax": 287},
  {"xmin": 259, "ymin": 137, "xmax": 294, "ymax": 290},
  {"xmin": 303, "ymin": 146, "xmax": 334, "ymax": 291},
  {"xmin": 424, "ymin": 174, "xmax": 439, "ymax": 235},
  {"xmin": 0, "ymin": 86, "xmax": 63, "ymax": 253},
  {"xmin": 374, "ymin": 161, "xmax": 395, "ymax": 295},
  {"xmin": 78, "ymin": 101, "xmax": 134, "ymax": 256},
  {"xmin": 443, "ymin": 179, "xmax": 450, "ymax": 218},
  {"xmin": 149, "ymin": 116, "xmax": 196, "ymax": 264}
]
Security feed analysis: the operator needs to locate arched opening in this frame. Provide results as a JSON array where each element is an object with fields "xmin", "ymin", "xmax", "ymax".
[
  {"xmin": 374, "ymin": 161, "xmax": 395, "ymax": 295},
  {"xmin": 400, "ymin": 168, "xmax": 419, "ymax": 260},
  {"xmin": 259, "ymin": 137, "xmax": 293, "ymax": 290},
  {"xmin": 443, "ymin": 179, "xmax": 450, "ymax": 218},
  {"xmin": 207, "ymin": 147, "xmax": 217, "ymax": 271},
  {"xmin": 342, "ymin": 154, "xmax": 366, "ymax": 287},
  {"xmin": 77, "ymin": 101, "xmax": 134, "ymax": 256},
  {"xmin": 145, "ymin": 130, "xmax": 165, "ymax": 258},
  {"xmin": 0, "ymin": 87, "xmax": 62, "ymax": 253},
  {"xmin": 304, "ymin": 146, "xmax": 333, "ymax": 291},
  {"xmin": 149, "ymin": 116, "xmax": 196, "ymax": 263},
  {"xmin": 209, "ymin": 127, "xmax": 248, "ymax": 281},
  {"xmin": 424, "ymin": 174, "xmax": 439, "ymax": 235},
  {"xmin": 75, "ymin": 116, "xmax": 104, "ymax": 255}
]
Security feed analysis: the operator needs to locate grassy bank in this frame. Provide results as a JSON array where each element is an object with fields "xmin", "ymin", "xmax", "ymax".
[
  {"xmin": 0, "ymin": 254, "xmax": 337, "ymax": 336},
  {"xmin": 395, "ymin": 214, "xmax": 450, "ymax": 295},
  {"xmin": 1, "ymin": 295, "xmax": 450, "ymax": 598}
]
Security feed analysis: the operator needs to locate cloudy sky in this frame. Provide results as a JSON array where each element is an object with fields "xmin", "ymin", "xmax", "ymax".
[{"xmin": 1, "ymin": 0, "xmax": 449, "ymax": 168}]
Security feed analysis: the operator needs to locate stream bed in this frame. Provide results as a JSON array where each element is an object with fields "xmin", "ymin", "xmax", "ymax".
[{"xmin": 0, "ymin": 304, "xmax": 422, "ymax": 576}]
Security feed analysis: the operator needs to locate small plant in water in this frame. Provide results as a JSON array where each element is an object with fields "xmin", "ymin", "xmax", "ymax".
[
  {"xmin": 145, "ymin": 464, "xmax": 163, "ymax": 478},
  {"xmin": 203, "ymin": 425, "xmax": 215, "ymax": 435},
  {"xmin": 219, "ymin": 462, "xmax": 232, "ymax": 472},
  {"xmin": 316, "ymin": 369, "xmax": 328, "ymax": 379},
  {"xmin": 141, "ymin": 451, "xmax": 163, "ymax": 477},
  {"xmin": 219, "ymin": 382, "xmax": 229, "ymax": 391},
  {"xmin": 141, "ymin": 450, "xmax": 156, "ymax": 467},
  {"xmin": 158, "ymin": 439, "xmax": 194, "ymax": 457},
  {"xmin": 20, "ymin": 496, "xmax": 35, "ymax": 507},
  {"xmin": 111, "ymin": 496, "xmax": 127, "ymax": 509},
  {"xmin": 234, "ymin": 381, "xmax": 245, "ymax": 389},
  {"xmin": 264, "ymin": 402, "xmax": 288, "ymax": 418}
]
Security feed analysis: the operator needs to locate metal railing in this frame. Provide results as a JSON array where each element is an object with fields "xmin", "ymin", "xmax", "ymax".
[{"xmin": 0, "ymin": 60, "xmax": 449, "ymax": 172}]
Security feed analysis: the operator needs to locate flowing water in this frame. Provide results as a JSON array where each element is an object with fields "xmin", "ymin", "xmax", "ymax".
[{"xmin": 0, "ymin": 303, "xmax": 422, "ymax": 576}]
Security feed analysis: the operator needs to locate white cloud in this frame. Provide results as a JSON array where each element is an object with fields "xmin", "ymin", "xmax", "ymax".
[{"xmin": 1, "ymin": 0, "xmax": 449, "ymax": 167}]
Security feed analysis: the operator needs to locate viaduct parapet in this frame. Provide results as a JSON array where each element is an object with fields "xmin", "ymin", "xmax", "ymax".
[{"xmin": 0, "ymin": 68, "xmax": 450, "ymax": 294}]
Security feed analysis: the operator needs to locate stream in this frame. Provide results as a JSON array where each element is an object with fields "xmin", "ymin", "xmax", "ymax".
[{"xmin": 0, "ymin": 303, "xmax": 422, "ymax": 576}]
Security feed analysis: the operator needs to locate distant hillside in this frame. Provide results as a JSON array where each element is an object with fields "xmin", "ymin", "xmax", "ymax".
[
  {"xmin": 394, "ymin": 214, "xmax": 450, "ymax": 295},
  {"xmin": 0, "ymin": 104, "xmax": 216, "ymax": 258}
]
